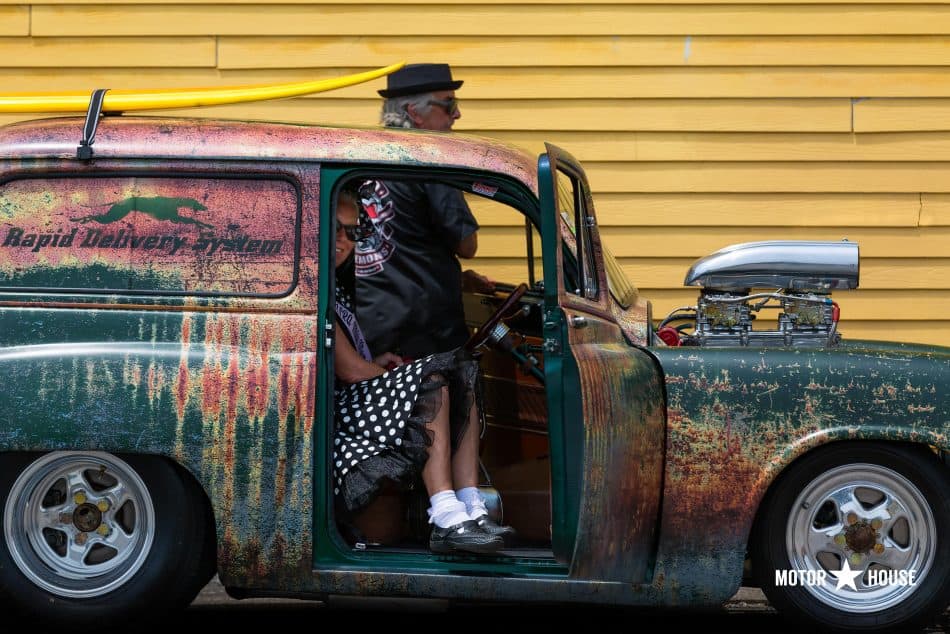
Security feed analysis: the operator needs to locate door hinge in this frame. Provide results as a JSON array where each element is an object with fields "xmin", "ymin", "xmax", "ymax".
[
  {"xmin": 542, "ymin": 308, "xmax": 561, "ymax": 353},
  {"xmin": 324, "ymin": 321, "xmax": 334, "ymax": 349}
]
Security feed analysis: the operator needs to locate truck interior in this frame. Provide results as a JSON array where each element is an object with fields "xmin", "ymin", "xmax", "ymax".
[{"xmin": 328, "ymin": 172, "xmax": 555, "ymax": 559}]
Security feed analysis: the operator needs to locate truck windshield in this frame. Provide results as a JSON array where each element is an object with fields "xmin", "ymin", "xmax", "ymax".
[
  {"xmin": 602, "ymin": 240, "xmax": 638, "ymax": 309},
  {"xmin": 556, "ymin": 179, "xmax": 638, "ymax": 310}
]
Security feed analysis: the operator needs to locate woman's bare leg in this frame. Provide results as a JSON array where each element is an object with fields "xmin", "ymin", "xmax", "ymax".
[
  {"xmin": 451, "ymin": 400, "xmax": 514, "ymax": 536},
  {"xmin": 421, "ymin": 385, "xmax": 453, "ymax": 495},
  {"xmin": 421, "ymin": 381, "xmax": 506, "ymax": 550},
  {"xmin": 451, "ymin": 401, "xmax": 481, "ymax": 489}
]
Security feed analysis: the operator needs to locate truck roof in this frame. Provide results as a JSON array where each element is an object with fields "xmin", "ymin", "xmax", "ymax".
[{"xmin": 0, "ymin": 116, "xmax": 539, "ymax": 194}]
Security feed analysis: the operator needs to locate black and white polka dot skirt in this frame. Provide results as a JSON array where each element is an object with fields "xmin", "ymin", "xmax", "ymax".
[{"xmin": 333, "ymin": 349, "xmax": 478, "ymax": 513}]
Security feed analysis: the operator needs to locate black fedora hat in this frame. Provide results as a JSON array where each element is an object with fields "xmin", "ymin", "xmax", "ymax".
[{"xmin": 378, "ymin": 63, "xmax": 463, "ymax": 98}]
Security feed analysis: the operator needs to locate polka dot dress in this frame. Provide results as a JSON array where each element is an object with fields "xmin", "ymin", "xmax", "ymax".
[
  {"xmin": 332, "ymin": 284, "xmax": 478, "ymax": 514},
  {"xmin": 333, "ymin": 360, "xmax": 427, "ymax": 490}
]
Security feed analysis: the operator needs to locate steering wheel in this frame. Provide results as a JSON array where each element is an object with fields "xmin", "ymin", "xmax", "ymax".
[{"xmin": 465, "ymin": 283, "xmax": 528, "ymax": 353}]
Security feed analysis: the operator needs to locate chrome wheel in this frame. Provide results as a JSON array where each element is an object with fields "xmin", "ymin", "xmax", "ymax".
[
  {"xmin": 3, "ymin": 451, "xmax": 156, "ymax": 598},
  {"xmin": 786, "ymin": 463, "xmax": 936, "ymax": 613}
]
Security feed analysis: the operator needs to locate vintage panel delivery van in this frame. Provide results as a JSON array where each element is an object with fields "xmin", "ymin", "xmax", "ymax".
[{"xmin": 0, "ymin": 113, "xmax": 946, "ymax": 631}]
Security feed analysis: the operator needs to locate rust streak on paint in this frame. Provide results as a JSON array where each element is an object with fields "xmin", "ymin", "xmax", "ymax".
[
  {"xmin": 245, "ymin": 322, "xmax": 264, "ymax": 420},
  {"xmin": 225, "ymin": 315, "xmax": 241, "ymax": 430},
  {"xmin": 277, "ymin": 346, "xmax": 292, "ymax": 423},
  {"xmin": 148, "ymin": 363, "xmax": 166, "ymax": 405},
  {"xmin": 275, "ymin": 327, "xmax": 303, "ymax": 508},
  {"xmin": 201, "ymin": 315, "xmax": 224, "ymax": 421},
  {"xmin": 223, "ymin": 315, "xmax": 241, "ymax": 518},
  {"xmin": 258, "ymin": 320, "xmax": 275, "ymax": 418},
  {"xmin": 200, "ymin": 314, "xmax": 226, "ymax": 498},
  {"xmin": 304, "ymin": 344, "xmax": 316, "ymax": 435},
  {"xmin": 294, "ymin": 359, "xmax": 306, "ymax": 425},
  {"xmin": 176, "ymin": 314, "xmax": 191, "ymax": 421}
]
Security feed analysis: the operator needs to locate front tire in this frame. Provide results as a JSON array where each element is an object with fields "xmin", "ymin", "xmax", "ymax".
[
  {"xmin": 753, "ymin": 442, "xmax": 950, "ymax": 631},
  {"xmin": 0, "ymin": 451, "xmax": 210, "ymax": 623}
]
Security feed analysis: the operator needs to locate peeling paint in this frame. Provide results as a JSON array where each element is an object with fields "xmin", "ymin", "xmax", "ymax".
[{"xmin": 649, "ymin": 341, "xmax": 949, "ymax": 595}]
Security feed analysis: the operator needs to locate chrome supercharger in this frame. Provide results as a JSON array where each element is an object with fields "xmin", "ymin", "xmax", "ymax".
[{"xmin": 659, "ymin": 241, "xmax": 860, "ymax": 347}]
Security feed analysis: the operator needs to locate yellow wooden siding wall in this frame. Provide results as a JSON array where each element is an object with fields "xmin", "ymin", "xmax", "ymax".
[{"xmin": 3, "ymin": 1, "xmax": 950, "ymax": 345}]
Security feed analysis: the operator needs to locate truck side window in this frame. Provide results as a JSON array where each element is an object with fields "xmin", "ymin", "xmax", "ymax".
[{"xmin": 0, "ymin": 176, "xmax": 299, "ymax": 296}]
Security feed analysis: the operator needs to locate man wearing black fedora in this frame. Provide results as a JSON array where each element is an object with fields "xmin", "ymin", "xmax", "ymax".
[
  {"xmin": 377, "ymin": 62, "xmax": 463, "ymax": 131},
  {"xmin": 354, "ymin": 62, "xmax": 493, "ymax": 359},
  {"xmin": 351, "ymin": 63, "xmax": 511, "ymax": 544}
]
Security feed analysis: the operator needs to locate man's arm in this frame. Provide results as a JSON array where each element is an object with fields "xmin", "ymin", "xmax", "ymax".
[
  {"xmin": 456, "ymin": 231, "xmax": 477, "ymax": 259},
  {"xmin": 425, "ymin": 183, "xmax": 479, "ymax": 258}
]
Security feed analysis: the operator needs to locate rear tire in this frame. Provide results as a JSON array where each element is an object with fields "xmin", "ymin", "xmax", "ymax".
[
  {"xmin": 753, "ymin": 442, "xmax": 950, "ymax": 631},
  {"xmin": 0, "ymin": 451, "xmax": 210, "ymax": 624}
]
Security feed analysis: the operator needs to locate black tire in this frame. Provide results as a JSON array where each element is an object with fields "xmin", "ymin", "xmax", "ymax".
[
  {"xmin": 752, "ymin": 442, "xmax": 950, "ymax": 631},
  {"xmin": 0, "ymin": 451, "xmax": 210, "ymax": 624}
]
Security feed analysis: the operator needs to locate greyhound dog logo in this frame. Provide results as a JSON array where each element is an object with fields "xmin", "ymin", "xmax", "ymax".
[{"xmin": 72, "ymin": 196, "xmax": 213, "ymax": 230}]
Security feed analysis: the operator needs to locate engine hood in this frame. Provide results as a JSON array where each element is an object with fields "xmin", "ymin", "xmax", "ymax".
[{"xmin": 839, "ymin": 338, "xmax": 950, "ymax": 360}]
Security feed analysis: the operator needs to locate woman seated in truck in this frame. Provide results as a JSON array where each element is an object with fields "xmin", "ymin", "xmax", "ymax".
[{"xmin": 332, "ymin": 187, "xmax": 513, "ymax": 554}]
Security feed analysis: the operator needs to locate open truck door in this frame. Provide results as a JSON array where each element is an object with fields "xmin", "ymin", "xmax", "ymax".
[{"xmin": 538, "ymin": 144, "xmax": 666, "ymax": 583}]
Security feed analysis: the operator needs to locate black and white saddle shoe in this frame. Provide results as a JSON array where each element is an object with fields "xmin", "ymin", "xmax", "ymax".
[
  {"xmin": 473, "ymin": 514, "xmax": 516, "ymax": 539},
  {"xmin": 429, "ymin": 520, "xmax": 504, "ymax": 554}
]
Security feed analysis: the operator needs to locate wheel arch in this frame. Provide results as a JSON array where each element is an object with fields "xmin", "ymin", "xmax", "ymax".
[
  {"xmin": 159, "ymin": 452, "xmax": 219, "ymax": 583},
  {"xmin": 745, "ymin": 437, "xmax": 948, "ymax": 580},
  {"xmin": 0, "ymin": 449, "xmax": 217, "ymax": 523},
  {"xmin": 742, "ymin": 438, "xmax": 950, "ymax": 629},
  {"xmin": 758, "ymin": 427, "xmax": 949, "ymax": 497},
  {"xmin": 0, "ymin": 449, "xmax": 218, "ymax": 623},
  {"xmin": 0, "ymin": 449, "xmax": 218, "ymax": 578},
  {"xmin": 746, "ymin": 426, "xmax": 950, "ymax": 540}
]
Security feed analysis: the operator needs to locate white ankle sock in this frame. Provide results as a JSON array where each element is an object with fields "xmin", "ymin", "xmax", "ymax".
[
  {"xmin": 427, "ymin": 490, "xmax": 471, "ymax": 528},
  {"xmin": 456, "ymin": 486, "xmax": 489, "ymax": 520}
]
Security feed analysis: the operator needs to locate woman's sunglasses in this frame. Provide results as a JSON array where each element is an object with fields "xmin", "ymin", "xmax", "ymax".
[{"xmin": 336, "ymin": 217, "xmax": 373, "ymax": 241}]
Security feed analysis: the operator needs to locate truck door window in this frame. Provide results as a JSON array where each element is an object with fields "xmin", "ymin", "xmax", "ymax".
[{"xmin": 555, "ymin": 169, "xmax": 598, "ymax": 301}]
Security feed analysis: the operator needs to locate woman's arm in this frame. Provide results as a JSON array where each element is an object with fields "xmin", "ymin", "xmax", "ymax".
[
  {"xmin": 335, "ymin": 324, "xmax": 388, "ymax": 384},
  {"xmin": 373, "ymin": 351, "xmax": 405, "ymax": 369}
]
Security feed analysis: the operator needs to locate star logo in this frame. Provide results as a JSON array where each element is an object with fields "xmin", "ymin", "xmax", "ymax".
[{"xmin": 831, "ymin": 559, "xmax": 862, "ymax": 591}]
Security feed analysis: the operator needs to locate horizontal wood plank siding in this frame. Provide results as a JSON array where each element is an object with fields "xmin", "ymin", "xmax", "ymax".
[
  {"xmin": 473, "ymin": 227, "xmax": 949, "ymax": 259},
  {"xmin": 217, "ymin": 36, "xmax": 950, "ymax": 68},
  {"xmin": 471, "ymin": 258, "xmax": 950, "ymax": 290},
  {"xmin": 0, "ymin": 97, "xmax": 855, "ymax": 132},
  {"xmin": 4, "ymin": 2, "xmax": 949, "ymax": 345},
  {"xmin": 472, "ymin": 194, "xmax": 924, "ymax": 226},
  {"xmin": 0, "ymin": 36, "xmax": 216, "ymax": 66},
  {"xmin": 0, "ymin": 6, "xmax": 28, "ymax": 34},
  {"xmin": 29, "ymin": 6, "xmax": 950, "ymax": 36},
  {"xmin": 12, "ymin": 1, "xmax": 950, "ymax": 4},
  {"xmin": 10, "ymin": 0, "xmax": 950, "ymax": 4}
]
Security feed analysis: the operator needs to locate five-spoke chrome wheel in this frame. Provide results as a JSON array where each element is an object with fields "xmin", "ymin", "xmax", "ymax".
[
  {"xmin": 3, "ymin": 452, "xmax": 156, "ymax": 598},
  {"xmin": 755, "ymin": 443, "xmax": 950, "ymax": 631},
  {"xmin": 786, "ymin": 463, "xmax": 935, "ymax": 613}
]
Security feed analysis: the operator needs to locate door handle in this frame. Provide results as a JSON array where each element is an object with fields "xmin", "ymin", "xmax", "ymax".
[{"xmin": 570, "ymin": 316, "xmax": 587, "ymax": 329}]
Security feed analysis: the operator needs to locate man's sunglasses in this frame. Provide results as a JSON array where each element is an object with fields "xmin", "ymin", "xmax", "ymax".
[
  {"xmin": 428, "ymin": 97, "xmax": 460, "ymax": 117},
  {"xmin": 336, "ymin": 218, "xmax": 372, "ymax": 241}
]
